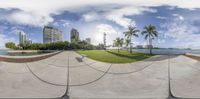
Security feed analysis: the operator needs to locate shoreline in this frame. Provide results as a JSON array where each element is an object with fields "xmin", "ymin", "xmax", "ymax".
[{"xmin": 185, "ymin": 53, "xmax": 200, "ymax": 61}]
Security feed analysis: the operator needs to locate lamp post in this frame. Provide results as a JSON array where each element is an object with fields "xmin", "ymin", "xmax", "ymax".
[{"xmin": 103, "ymin": 32, "xmax": 106, "ymax": 50}]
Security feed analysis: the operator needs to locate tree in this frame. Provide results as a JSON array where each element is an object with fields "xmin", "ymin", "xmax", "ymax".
[
  {"xmin": 114, "ymin": 37, "xmax": 124, "ymax": 52},
  {"xmin": 141, "ymin": 24, "xmax": 158, "ymax": 55},
  {"xmin": 96, "ymin": 43, "xmax": 105, "ymax": 50},
  {"xmin": 5, "ymin": 42, "xmax": 16, "ymax": 49},
  {"xmin": 125, "ymin": 39, "xmax": 131, "ymax": 51},
  {"xmin": 124, "ymin": 25, "xmax": 139, "ymax": 53}
]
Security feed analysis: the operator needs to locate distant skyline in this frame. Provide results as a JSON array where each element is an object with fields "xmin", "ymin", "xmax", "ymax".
[{"xmin": 0, "ymin": 1, "xmax": 200, "ymax": 49}]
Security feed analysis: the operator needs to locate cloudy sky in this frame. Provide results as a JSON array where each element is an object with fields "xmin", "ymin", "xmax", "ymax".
[{"xmin": 0, "ymin": 0, "xmax": 200, "ymax": 49}]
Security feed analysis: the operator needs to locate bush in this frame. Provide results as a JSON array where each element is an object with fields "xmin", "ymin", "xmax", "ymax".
[
  {"xmin": 6, "ymin": 41, "xmax": 103, "ymax": 50},
  {"xmin": 5, "ymin": 42, "xmax": 16, "ymax": 49}
]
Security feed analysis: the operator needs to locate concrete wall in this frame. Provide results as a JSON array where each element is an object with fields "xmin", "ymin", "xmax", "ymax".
[{"xmin": 0, "ymin": 51, "xmax": 61, "ymax": 63}]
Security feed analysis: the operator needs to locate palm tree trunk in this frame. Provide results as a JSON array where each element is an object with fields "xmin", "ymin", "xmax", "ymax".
[
  {"xmin": 149, "ymin": 35, "xmax": 152, "ymax": 55},
  {"xmin": 118, "ymin": 46, "xmax": 119, "ymax": 52},
  {"xmin": 130, "ymin": 38, "xmax": 132, "ymax": 53}
]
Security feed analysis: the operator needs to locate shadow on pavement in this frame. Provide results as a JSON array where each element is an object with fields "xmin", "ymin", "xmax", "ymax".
[{"xmin": 75, "ymin": 57, "xmax": 83, "ymax": 62}]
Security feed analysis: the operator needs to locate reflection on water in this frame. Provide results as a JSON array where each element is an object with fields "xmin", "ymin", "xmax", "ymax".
[
  {"xmin": 0, "ymin": 50, "xmax": 51, "ymax": 56},
  {"xmin": 0, "ymin": 50, "xmax": 8, "ymax": 55}
]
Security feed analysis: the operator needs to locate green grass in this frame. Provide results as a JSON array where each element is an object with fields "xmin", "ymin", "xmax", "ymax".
[{"xmin": 76, "ymin": 50, "xmax": 153, "ymax": 64}]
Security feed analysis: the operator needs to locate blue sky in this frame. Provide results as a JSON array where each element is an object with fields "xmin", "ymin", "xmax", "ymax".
[{"xmin": 0, "ymin": 1, "xmax": 200, "ymax": 49}]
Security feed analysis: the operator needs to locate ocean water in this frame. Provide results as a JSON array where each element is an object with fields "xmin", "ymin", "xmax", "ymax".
[
  {"xmin": 133, "ymin": 49, "xmax": 200, "ymax": 55},
  {"xmin": 0, "ymin": 50, "xmax": 8, "ymax": 55}
]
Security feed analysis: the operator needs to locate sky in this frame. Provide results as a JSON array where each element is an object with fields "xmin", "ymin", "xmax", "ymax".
[{"xmin": 0, "ymin": 0, "xmax": 200, "ymax": 49}]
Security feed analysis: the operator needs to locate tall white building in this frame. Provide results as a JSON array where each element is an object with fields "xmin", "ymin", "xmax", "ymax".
[
  {"xmin": 27, "ymin": 39, "xmax": 32, "ymax": 45},
  {"xmin": 19, "ymin": 32, "xmax": 27, "ymax": 44},
  {"xmin": 19, "ymin": 32, "xmax": 32, "ymax": 45},
  {"xmin": 43, "ymin": 26, "xmax": 63, "ymax": 44}
]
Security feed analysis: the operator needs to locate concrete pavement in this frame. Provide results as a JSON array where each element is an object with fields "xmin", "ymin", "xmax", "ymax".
[
  {"xmin": 0, "ymin": 51, "xmax": 199, "ymax": 98},
  {"xmin": 170, "ymin": 55, "xmax": 200, "ymax": 98}
]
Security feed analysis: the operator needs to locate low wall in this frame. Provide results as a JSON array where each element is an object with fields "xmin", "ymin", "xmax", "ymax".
[
  {"xmin": 185, "ymin": 53, "xmax": 200, "ymax": 57},
  {"xmin": 185, "ymin": 53, "xmax": 200, "ymax": 61},
  {"xmin": 7, "ymin": 50, "xmax": 55, "ymax": 54},
  {"xmin": 0, "ymin": 51, "xmax": 61, "ymax": 63}
]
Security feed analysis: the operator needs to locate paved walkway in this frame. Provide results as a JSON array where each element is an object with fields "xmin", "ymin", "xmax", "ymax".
[{"xmin": 0, "ymin": 51, "xmax": 199, "ymax": 98}]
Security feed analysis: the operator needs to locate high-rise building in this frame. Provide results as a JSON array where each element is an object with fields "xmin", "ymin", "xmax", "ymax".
[
  {"xmin": 19, "ymin": 32, "xmax": 33, "ymax": 45},
  {"xmin": 27, "ymin": 39, "xmax": 32, "ymax": 45},
  {"xmin": 136, "ymin": 45, "xmax": 143, "ymax": 49},
  {"xmin": 70, "ymin": 28, "xmax": 79, "ymax": 43},
  {"xmin": 145, "ymin": 45, "xmax": 153, "ymax": 49},
  {"xmin": 43, "ymin": 26, "xmax": 63, "ymax": 44},
  {"xmin": 19, "ymin": 32, "xmax": 27, "ymax": 45},
  {"xmin": 85, "ymin": 38, "xmax": 91, "ymax": 44}
]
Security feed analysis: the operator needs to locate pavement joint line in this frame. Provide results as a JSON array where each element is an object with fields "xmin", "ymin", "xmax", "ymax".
[
  {"xmin": 24, "ymin": 51, "xmax": 112, "ymax": 87},
  {"xmin": 84, "ymin": 60, "xmax": 155, "ymax": 75},
  {"xmin": 62, "ymin": 51, "xmax": 70, "ymax": 98},
  {"xmin": 168, "ymin": 55, "xmax": 200, "ymax": 99},
  {"xmin": 63, "ymin": 51, "xmax": 113, "ymax": 87},
  {"xmin": 69, "ymin": 64, "xmax": 112, "ymax": 87},
  {"xmin": 41, "ymin": 58, "xmax": 96, "ymax": 68},
  {"xmin": 168, "ymin": 55, "xmax": 176, "ymax": 99},
  {"xmin": 26, "ymin": 63, "xmax": 67, "ymax": 86},
  {"xmin": 8, "ymin": 52, "xmax": 199, "ymax": 98},
  {"xmin": 82, "ymin": 54, "xmax": 173, "ymax": 75},
  {"xmin": 68, "ymin": 62, "xmax": 96, "ymax": 68}
]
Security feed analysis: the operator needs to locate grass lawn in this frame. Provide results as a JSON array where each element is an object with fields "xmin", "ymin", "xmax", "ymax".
[{"xmin": 76, "ymin": 50, "xmax": 153, "ymax": 63}]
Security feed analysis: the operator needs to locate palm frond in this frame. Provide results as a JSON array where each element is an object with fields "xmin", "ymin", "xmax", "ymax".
[
  {"xmin": 141, "ymin": 31, "xmax": 147, "ymax": 35},
  {"xmin": 133, "ymin": 34, "xmax": 139, "ymax": 37},
  {"xmin": 145, "ymin": 34, "xmax": 148, "ymax": 40}
]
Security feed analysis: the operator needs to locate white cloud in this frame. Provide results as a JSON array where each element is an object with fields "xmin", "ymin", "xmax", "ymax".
[
  {"xmin": 79, "ymin": 24, "xmax": 119, "ymax": 45},
  {"xmin": 82, "ymin": 6, "xmax": 156, "ymax": 28},
  {"xmin": 0, "ymin": 10, "xmax": 54, "ymax": 27},
  {"xmin": 82, "ymin": 12, "xmax": 100, "ymax": 22},
  {"xmin": 92, "ymin": 24, "xmax": 118, "ymax": 45},
  {"xmin": 0, "ymin": 34, "xmax": 17, "ymax": 48},
  {"xmin": 106, "ymin": 6, "xmax": 156, "ymax": 28},
  {"xmin": 172, "ymin": 14, "xmax": 184, "ymax": 20},
  {"xmin": 160, "ymin": 18, "xmax": 200, "ymax": 49},
  {"xmin": 0, "ymin": 0, "xmax": 200, "ymax": 27},
  {"xmin": 156, "ymin": 16, "xmax": 167, "ymax": 20},
  {"xmin": 52, "ymin": 19, "xmax": 70, "ymax": 27},
  {"xmin": 158, "ymin": 39, "xmax": 165, "ymax": 44}
]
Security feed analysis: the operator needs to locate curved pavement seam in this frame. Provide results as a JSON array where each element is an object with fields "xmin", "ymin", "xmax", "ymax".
[
  {"xmin": 69, "ymin": 64, "xmax": 112, "ymax": 87},
  {"xmin": 26, "ymin": 63, "xmax": 67, "ymax": 86},
  {"xmin": 168, "ymin": 55, "xmax": 200, "ymax": 99},
  {"xmin": 41, "ymin": 58, "xmax": 96, "ymax": 68},
  {"xmin": 85, "ymin": 61, "xmax": 155, "ymax": 75},
  {"xmin": 25, "ymin": 52, "xmax": 112, "ymax": 87}
]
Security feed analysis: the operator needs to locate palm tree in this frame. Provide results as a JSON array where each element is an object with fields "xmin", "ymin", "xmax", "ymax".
[
  {"xmin": 124, "ymin": 25, "xmax": 139, "ymax": 53},
  {"xmin": 114, "ymin": 37, "xmax": 124, "ymax": 52},
  {"xmin": 141, "ymin": 24, "xmax": 158, "ymax": 55},
  {"xmin": 125, "ymin": 39, "xmax": 131, "ymax": 51}
]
